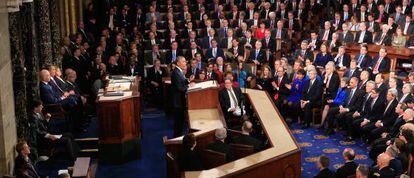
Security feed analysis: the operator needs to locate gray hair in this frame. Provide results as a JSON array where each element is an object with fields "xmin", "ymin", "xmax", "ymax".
[
  {"xmin": 215, "ymin": 128, "xmax": 227, "ymax": 140},
  {"xmin": 388, "ymin": 88, "xmax": 398, "ymax": 98},
  {"xmin": 357, "ymin": 164, "xmax": 370, "ymax": 176},
  {"xmin": 386, "ymin": 145, "xmax": 399, "ymax": 158}
]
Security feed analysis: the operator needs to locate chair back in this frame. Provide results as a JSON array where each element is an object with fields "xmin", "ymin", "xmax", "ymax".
[
  {"xmin": 202, "ymin": 149, "xmax": 227, "ymax": 169},
  {"xmin": 408, "ymin": 153, "xmax": 413, "ymax": 177},
  {"xmin": 166, "ymin": 152, "xmax": 181, "ymax": 178},
  {"xmin": 230, "ymin": 143, "xmax": 255, "ymax": 160}
]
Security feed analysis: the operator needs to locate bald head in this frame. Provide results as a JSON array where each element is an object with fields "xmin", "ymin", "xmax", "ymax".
[
  {"xmin": 377, "ymin": 153, "xmax": 391, "ymax": 169},
  {"xmin": 39, "ymin": 70, "xmax": 51, "ymax": 82}
]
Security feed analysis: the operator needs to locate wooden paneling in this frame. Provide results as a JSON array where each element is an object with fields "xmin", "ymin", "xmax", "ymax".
[{"xmin": 187, "ymin": 88, "xmax": 219, "ymax": 110}]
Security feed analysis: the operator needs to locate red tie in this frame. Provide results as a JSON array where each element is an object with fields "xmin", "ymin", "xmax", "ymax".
[{"xmin": 374, "ymin": 57, "xmax": 382, "ymax": 72}]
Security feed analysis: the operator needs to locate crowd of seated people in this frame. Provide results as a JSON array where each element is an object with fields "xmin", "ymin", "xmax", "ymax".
[{"xmin": 13, "ymin": 0, "xmax": 414, "ymax": 176}]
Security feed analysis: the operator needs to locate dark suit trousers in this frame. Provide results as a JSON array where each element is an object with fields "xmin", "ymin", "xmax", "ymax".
[
  {"xmin": 302, "ymin": 102, "xmax": 318, "ymax": 125},
  {"xmin": 369, "ymin": 137, "xmax": 389, "ymax": 160},
  {"xmin": 173, "ymin": 107, "xmax": 186, "ymax": 137},
  {"xmin": 351, "ymin": 118, "xmax": 365, "ymax": 138}
]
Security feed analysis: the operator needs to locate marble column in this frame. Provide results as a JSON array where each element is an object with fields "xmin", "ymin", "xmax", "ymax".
[
  {"xmin": 35, "ymin": 0, "xmax": 53, "ymax": 67},
  {"xmin": 0, "ymin": 0, "xmax": 18, "ymax": 175},
  {"xmin": 49, "ymin": 0, "xmax": 61, "ymax": 67},
  {"xmin": 8, "ymin": 11, "xmax": 28, "ymax": 140},
  {"xmin": 20, "ymin": 2, "xmax": 39, "ymax": 121}
]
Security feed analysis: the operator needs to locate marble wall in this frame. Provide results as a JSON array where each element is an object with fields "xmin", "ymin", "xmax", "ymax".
[{"xmin": 0, "ymin": 0, "xmax": 18, "ymax": 176}]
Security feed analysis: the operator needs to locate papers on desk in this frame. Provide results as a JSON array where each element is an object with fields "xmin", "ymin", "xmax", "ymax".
[
  {"xmin": 107, "ymin": 82, "xmax": 131, "ymax": 92},
  {"xmin": 188, "ymin": 80, "xmax": 218, "ymax": 91},
  {"xmin": 104, "ymin": 91, "xmax": 124, "ymax": 97}
]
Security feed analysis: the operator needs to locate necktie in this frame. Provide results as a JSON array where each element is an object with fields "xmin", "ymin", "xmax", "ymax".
[
  {"xmin": 384, "ymin": 101, "xmax": 393, "ymax": 115},
  {"xmin": 404, "ymin": 23, "xmax": 410, "ymax": 35},
  {"xmin": 308, "ymin": 80, "xmax": 314, "ymax": 93},
  {"xmin": 172, "ymin": 51, "xmax": 176, "ymax": 61},
  {"xmin": 255, "ymin": 50, "xmax": 259, "ymax": 59},
  {"xmin": 349, "ymin": 70, "xmax": 354, "ymax": 77},
  {"xmin": 277, "ymin": 29, "xmax": 281, "ymax": 38},
  {"xmin": 358, "ymin": 31, "xmax": 365, "ymax": 43},
  {"xmin": 323, "ymin": 31, "xmax": 329, "ymax": 41},
  {"xmin": 371, "ymin": 98, "xmax": 376, "ymax": 109},
  {"xmin": 347, "ymin": 89, "xmax": 355, "ymax": 106},
  {"xmin": 358, "ymin": 55, "xmax": 364, "ymax": 66},
  {"xmin": 374, "ymin": 57, "xmax": 382, "ymax": 72},
  {"xmin": 229, "ymin": 89, "xmax": 238, "ymax": 106}
]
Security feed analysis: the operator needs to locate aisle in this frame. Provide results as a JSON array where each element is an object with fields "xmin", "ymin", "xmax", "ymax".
[
  {"xmin": 95, "ymin": 109, "xmax": 173, "ymax": 178},
  {"xmin": 290, "ymin": 124, "xmax": 373, "ymax": 178}
]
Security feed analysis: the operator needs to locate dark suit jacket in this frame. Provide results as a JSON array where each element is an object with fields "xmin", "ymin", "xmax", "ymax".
[
  {"xmin": 370, "ymin": 56, "xmax": 391, "ymax": 73},
  {"xmin": 28, "ymin": 112, "xmax": 50, "ymax": 147},
  {"xmin": 14, "ymin": 155, "xmax": 39, "ymax": 178},
  {"xmin": 273, "ymin": 75, "xmax": 291, "ymax": 100},
  {"xmin": 147, "ymin": 67, "xmax": 166, "ymax": 88},
  {"xmin": 334, "ymin": 54, "xmax": 351, "ymax": 68},
  {"xmin": 271, "ymin": 28, "xmax": 290, "ymax": 41},
  {"xmin": 284, "ymin": 19, "xmax": 301, "ymax": 31},
  {"xmin": 292, "ymin": 49, "xmax": 314, "ymax": 61},
  {"xmin": 301, "ymin": 78, "xmax": 324, "ymax": 104},
  {"xmin": 233, "ymin": 134, "xmax": 262, "ymax": 152},
  {"xmin": 343, "ymin": 68, "xmax": 361, "ymax": 79},
  {"xmin": 381, "ymin": 99, "xmax": 398, "ymax": 127},
  {"xmin": 335, "ymin": 161, "xmax": 358, "ymax": 178},
  {"xmin": 314, "ymin": 168, "xmax": 335, "ymax": 178},
  {"xmin": 171, "ymin": 67, "xmax": 189, "ymax": 109},
  {"xmin": 343, "ymin": 88, "xmax": 365, "ymax": 112},
  {"xmin": 354, "ymin": 30, "xmax": 373, "ymax": 44},
  {"xmin": 369, "ymin": 166, "xmax": 396, "ymax": 178},
  {"xmin": 322, "ymin": 72, "xmax": 340, "ymax": 100},
  {"xmin": 206, "ymin": 140, "xmax": 235, "ymax": 162},
  {"xmin": 201, "ymin": 37, "xmax": 219, "ymax": 49},
  {"xmin": 373, "ymin": 32, "xmax": 393, "ymax": 46},
  {"xmin": 339, "ymin": 31, "xmax": 355, "ymax": 44},
  {"xmin": 249, "ymin": 49, "xmax": 266, "ymax": 64},
  {"xmin": 165, "ymin": 50, "xmax": 183, "ymax": 64},
  {"xmin": 186, "ymin": 67, "xmax": 200, "ymax": 79},
  {"xmin": 261, "ymin": 38, "xmax": 276, "ymax": 52},
  {"xmin": 185, "ymin": 48, "xmax": 203, "ymax": 61},
  {"xmin": 354, "ymin": 54, "xmax": 372, "ymax": 70},
  {"xmin": 401, "ymin": 22, "xmax": 414, "ymax": 35},
  {"xmin": 205, "ymin": 48, "xmax": 225, "ymax": 60},
  {"xmin": 318, "ymin": 29, "xmax": 333, "ymax": 41},
  {"xmin": 40, "ymin": 82, "xmax": 62, "ymax": 104},
  {"xmin": 364, "ymin": 97, "xmax": 385, "ymax": 122},
  {"xmin": 219, "ymin": 87, "xmax": 243, "ymax": 118}
]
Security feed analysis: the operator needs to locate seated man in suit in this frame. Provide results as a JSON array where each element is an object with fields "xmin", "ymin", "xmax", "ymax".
[
  {"xmin": 14, "ymin": 140, "xmax": 39, "ymax": 178},
  {"xmin": 354, "ymin": 44, "xmax": 372, "ymax": 70},
  {"xmin": 301, "ymin": 69, "xmax": 323, "ymax": 128},
  {"xmin": 326, "ymin": 77, "xmax": 364, "ymax": 135},
  {"xmin": 147, "ymin": 59, "xmax": 167, "ymax": 108},
  {"xmin": 233, "ymin": 121, "xmax": 263, "ymax": 152},
  {"xmin": 373, "ymin": 24, "xmax": 393, "ymax": 46},
  {"xmin": 332, "ymin": 46, "xmax": 351, "ymax": 69},
  {"xmin": 249, "ymin": 41, "xmax": 266, "ymax": 67},
  {"xmin": 335, "ymin": 148, "xmax": 359, "ymax": 178},
  {"xmin": 366, "ymin": 88, "xmax": 399, "ymax": 142},
  {"xmin": 39, "ymin": 69, "xmax": 77, "ymax": 111},
  {"xmin": 385, "ymin": 145, "xmax": 403, "ymax": 176},
  {"xmin": 351, "ymin": 88, "xmax": 385, "ymax": 142},
  {"xmin": 205, "ymin": 39, "xmax": 224, "ymax": 62},
  {"xmin": 314, "ymin": 155, "xmax": 335, "ymax": 178},
  {"xmin": 145, "ymin": 44, "xmax": 166, "ymax": 65},
  {"xmin": 370, "ymin": 47, "xmax": 391, "ymax": 75},
  {"xmin": 28, "ymin": 100, "xmax": 79, "ymax": 162},
  {"xmin": 292, "ymin": 40, "xmax": 314, "ymax": 63},
  {"xmin": 343, "ymin": 60, "xmax": 362, "ymax": 79},
  {"xmin": 186, "ymin": 59, "xmax": 200, "ymax": 79},
  {"xmin": 369, "ymin": 153, "xmax": 396, "ymax": 178},
  {"xmin": 339, "ymin": 23, "xmax": 355, "ymax": 44},
  {"xmin": 354, "ymin": 23, "xmax": 373, "ymax": 44},
  {"xmin": 219, "ymin": 78, "xmax": 245, "ymax": 120},
  {"xmin": 272, "ymin": 66, "xmax": 291, "ymax": 112},
  {"xmin": 206, "ymin": 128, "xmax": 235, "ymax": 162}
]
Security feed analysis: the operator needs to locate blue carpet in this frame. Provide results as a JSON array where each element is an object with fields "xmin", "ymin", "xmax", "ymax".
[
  {"xmin": 95, "ymin": 110, "xmax": 174, "ymax": 178},
  {"xmin": 44, "ymin": 110, "xmax": 374, "ymax": 178},
  {"xmin": 290, "ymin": 124, "xmax": 373, "ymax": 178}
]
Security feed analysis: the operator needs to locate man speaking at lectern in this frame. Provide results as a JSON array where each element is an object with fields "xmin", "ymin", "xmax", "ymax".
[{"xmin": 171, "ymin": 56, "xmax": 194, "ymax": 137}]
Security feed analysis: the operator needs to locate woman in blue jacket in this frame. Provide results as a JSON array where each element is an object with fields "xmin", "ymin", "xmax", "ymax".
[
  {"xmin": 285, "ymin": 69, "xmax": 307, "ymax": 123},
  {"xmin": 320, "ymin": 77, "xmax": 349, "ymax": 127}
]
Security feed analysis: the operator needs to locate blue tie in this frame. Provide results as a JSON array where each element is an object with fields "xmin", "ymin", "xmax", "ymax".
[
  {"xmin": 256, "ymin": 50, "xmax": 259, "ymax": 59},
  {"xmin": 172, "ymin": 51, "xmax": 176, "ymax": 61}
]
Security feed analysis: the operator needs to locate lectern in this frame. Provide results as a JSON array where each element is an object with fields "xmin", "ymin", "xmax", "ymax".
[{"xmin": 97, "ymin": 76, "xmax": 141, "ymax": 164}]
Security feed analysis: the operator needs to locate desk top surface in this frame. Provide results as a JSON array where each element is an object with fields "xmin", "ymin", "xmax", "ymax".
[
  {"xmin": 346, "ymin": 44, "xmax": 414, "ymax": 56},
  {"xmin": 184, "ymin": 89, "xmax": 299, "ymax": 178}
]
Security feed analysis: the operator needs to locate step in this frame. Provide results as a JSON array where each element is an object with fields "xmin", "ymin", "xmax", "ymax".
[{"xmin": 75, "ymin": 137, "xmax": 98, "ymax": 142}]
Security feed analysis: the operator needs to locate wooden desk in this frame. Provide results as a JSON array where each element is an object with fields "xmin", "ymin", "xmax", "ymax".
[
  {"xmin": 97, "ymin": 76, "xmax": 141, "ymax": 164},
  {"xmin": 346, "ymin": 44, "xmax": 414, "ymax": 71},
  {"xmin": 164, "ymin": 88, "xmax": 301, "ymax": 178}
]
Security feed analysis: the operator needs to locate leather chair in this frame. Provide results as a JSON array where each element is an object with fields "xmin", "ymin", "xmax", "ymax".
[
  {"xmin": 202, "ymin": 149, "xmax": 226, "ymax": 169},
  {"xmin": 166, "ymin": 152, "xmax": 181, "ymax": 178},
  {"xmin": 230, "ymin": 143, "xmax": 254, "ymax": 160}
]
